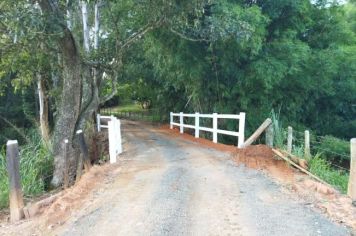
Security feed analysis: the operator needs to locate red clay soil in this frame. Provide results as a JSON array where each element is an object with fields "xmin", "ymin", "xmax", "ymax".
[{"xmin": 160, "ymin": 125, "xmax": 237, "ymax": 153}]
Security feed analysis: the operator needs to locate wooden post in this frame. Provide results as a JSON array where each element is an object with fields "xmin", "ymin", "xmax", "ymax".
[
  {"xmin": 304, "ymin": 130, "xmax": 311, "ymax": 158},
  {"xmin": 241, "ymin": 118, "xmax": 271, "ymax": 148},
  {"xmin": 76, "ymin": 154, "xmax": 83, "ymax": 183},
  {"xmin": 179, "ymin": 112, "xmax": 183, "ymax": 134},
  {"xmin": 213, "ymin": 113, "xmax": 218, "ymax": 143},
  {"xmin": 63, "ymin": 139, "xmax": 69, "ymax": 189},
  {"xmin": 266, "ymin": 124, "xmax": 274, "ymax": 147},
  {"xmin": 287, "ymin": 126, "xmax": 293, "ymax": 153},
  {"xmin": 6, "ymin": 140, "xmax": 24, "ymax": 222},
  {"xmin": 76, "ymin": 130, "xmax": 91, "ymax": 172},
  {"xmin": 96, "ymin": 114, "xmax": 101, "ymax": 132},
  {"xmin": 238, "ymin": 112, "xmax": 246, "ymax": 148},
  {"xmin": 195, "ymin": 112, "xmax": 199, "ymax": 138},
  {"xmin": 170, "ymin": 112, "xmax": 173, "ymax": 129},
  {"xmin": 348, "ymin": 138, "xmax": 356, "ymax": 204}
]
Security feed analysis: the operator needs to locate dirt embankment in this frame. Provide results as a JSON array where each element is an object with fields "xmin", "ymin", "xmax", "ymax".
[{"xmin": 234, "ymin": 145, "xmax": 356, "ymax": 231}]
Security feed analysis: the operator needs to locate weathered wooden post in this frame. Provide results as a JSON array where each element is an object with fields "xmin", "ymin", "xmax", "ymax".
[
  {"xmin": 96, "ymin": 114, "xmax": 101, "ymax": 132},
  {"xmin": 179, "ymin": 112, "xmax": 183, "ymax": 134},
  {"xmin": 6, "ymin": 140, "xmax": 24, "ymax": 222},
  {"xmin": 287, "ymin": 126, "xmax": 293, "ymax": 153},
  {"xmin": 304, "ymin": 130, "xmax": 311, "ymax": 158},
  {"xmin": 76, "ymin": 130, "xmax": 91, "ymax": 172},
  {"xmin": 63, "ymin": 139, "xmax": 69, "ymax": 189},
  {"xmin": 213, "ymin": 113, "xmax": 218, "ymax": 143},
  {"xmin": 238, "ymin": 112, "xmax": 246, "ymax": 148},
  {"xmin": 195, "ymin": 112, "xmax": 200, "ymax": 138},
  {"xmin": 241, "ymin": 118, "xmax": 271, "ymax": 148},
  {"xmin": 170, "ymin": 112, "xmax": 173, "ymax": 129},
  {"xmin": 266, "ymin": 124, "xmax": 274, "ymax": 147},
  {"xmin": 348, "ymin": 138, "xmax": 356, "ymax": 205}
]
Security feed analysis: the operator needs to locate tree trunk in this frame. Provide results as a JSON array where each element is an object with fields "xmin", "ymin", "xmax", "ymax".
[
  {"xmin": 81, "ymin": 1, "xmax": 90, "ymax": 52},
  {"xmin": 37, "ymin": 74, "xmax": 50, "ymax": 143},
  {"xmin": 51, "ymin": 28, "xmax": 82, "ymax": 187}
]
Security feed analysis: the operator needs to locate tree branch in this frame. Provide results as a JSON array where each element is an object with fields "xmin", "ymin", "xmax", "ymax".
[{"xmin": 169, "ymin": 28, "xmax": 210, "ymax": 42}]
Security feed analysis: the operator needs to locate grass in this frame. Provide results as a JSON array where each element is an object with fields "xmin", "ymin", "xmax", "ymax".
[
  {"xmin": 270, "ymin": 110, "xmax": 349, "ymax": 193},
  {"xmin": 308, "ymin": 153, "xmax": 349, "ymax": 193},
  {"xmin": 271, "ymin": 109, "xmax": 286, "ymax": 149},
  {"xmin": 103, "ymin": 103, "xmax": 143, "ymax": 113},
  {"xmin": 0, "ymin": 130, "xmax": 53, "ymax": 209}
]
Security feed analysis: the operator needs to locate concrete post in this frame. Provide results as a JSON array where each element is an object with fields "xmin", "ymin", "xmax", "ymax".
[
  {"xmin": 266, "ymin": 125, "xmax": 274, "ymax": 148},
  {"xmin": 348, "ymin": 138, "xmax": 356, "ymax": 205},
  {"xmin": 6, "ymin": 140, "xmax": 24, "ymax": 222}
]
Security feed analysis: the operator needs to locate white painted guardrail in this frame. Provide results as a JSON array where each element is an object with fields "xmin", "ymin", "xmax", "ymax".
[
  {"xmin": 170, "ymin": 112, "xmax": 246, "ymax": 148},
  {"xmin": 97, "ymin": 114, "xmax": 122, "ymax": 163}
]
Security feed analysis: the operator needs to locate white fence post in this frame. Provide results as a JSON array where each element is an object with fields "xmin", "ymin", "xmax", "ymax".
[
  {"xmin": 97, "ymin": 114, "xmax": 101, "ymax": 132},
  {"xmin": 116, "ymin": 118, "xmax": 122, "ymax": 154},
  {"xmin": 213, "ymin": 113, "xmax": 218, "ymax": 143},
  {"xmin": 195, "ymin": 112, "xmax": 199, "ymax": 138},
  {"xmin": 108, "ymin": 120, "xmax": 116, "ymax": 163},
  {"xmin": 238, "ymin": 112, "xmax": 246, "ymax": 148},
  {"xmin": 180, "ymin": 112, "xmax": 183, "ymax": 134},
  {"xmin": 170, "ymin": 112, "xmax": 173, "ymax": 129}
]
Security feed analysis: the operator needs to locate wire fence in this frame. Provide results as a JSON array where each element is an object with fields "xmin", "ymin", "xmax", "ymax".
[{"xmin": 281, "ymin": 128, "xmax": 351, "ymax": 173}]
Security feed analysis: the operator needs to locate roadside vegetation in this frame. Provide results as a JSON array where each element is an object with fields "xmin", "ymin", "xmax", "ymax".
[
  {"xmin": 0, "ymin": 131, "xmax": 53, "ymax": 208},
  {"xmin": 271, "ymin": 111, "xmax": 350, "ymax": 193}
]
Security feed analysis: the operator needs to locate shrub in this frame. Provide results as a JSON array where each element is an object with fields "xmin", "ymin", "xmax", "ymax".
[
  {"xmin": 0, "ymin": 131, "xmax": 53, "ymax": 209},
  {"xmin": 316, "ymin": 135, "xmax": 350, "ymax": 163},
  {"xmin": 308, "ymin": 154, "xmax": 349, "ymax": 193}
]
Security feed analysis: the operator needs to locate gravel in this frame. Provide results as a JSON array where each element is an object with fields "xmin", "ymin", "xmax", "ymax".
[{"xmin": 59, "ymin": 121, "xmax": 350, "ymax": 236}]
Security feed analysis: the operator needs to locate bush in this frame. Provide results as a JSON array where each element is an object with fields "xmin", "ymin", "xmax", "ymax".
[
  {"xmin": 0, "ymin": 132, "xmax": 53, "ymax": 209},
  {"xmin": 308, "ymin": 154, "xmax": 349, "ymax": 193},
  {"xmin": 316, "ymin": 135, "xmax": 350, "ymax": 163}
]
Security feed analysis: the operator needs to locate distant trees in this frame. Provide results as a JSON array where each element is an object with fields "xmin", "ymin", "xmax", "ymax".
[{"xmin": 119, "ymin": 0, "xmax": 356, "ymax": 139}]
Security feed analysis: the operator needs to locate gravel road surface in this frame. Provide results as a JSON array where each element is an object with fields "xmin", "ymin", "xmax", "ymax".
[{"xmin": 59, "ymin": 121, "xmax": 350, "ymax": 236}]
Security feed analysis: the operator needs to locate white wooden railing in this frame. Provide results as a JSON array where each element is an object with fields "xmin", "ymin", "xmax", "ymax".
[
  {"xmin": 97, "ymin": 114, "xmax": 122, "ymax": 163},
  {"xmin": 170, "ymin": 112, "xmax": 246, "ymax": 148}
]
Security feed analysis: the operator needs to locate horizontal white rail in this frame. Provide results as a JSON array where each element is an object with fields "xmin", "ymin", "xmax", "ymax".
[
  {"xmin": 171, "ymin": 113, "xmax": 241, "ymax": 119},
  {"xmin": 170, "ymin": 112, "xmax": 246, "ymax": 148}
]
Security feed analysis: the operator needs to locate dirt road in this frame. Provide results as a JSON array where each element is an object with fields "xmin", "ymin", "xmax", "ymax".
[{"xmin": 57, "ymin": 121, "xmax": 349, "ymax": 236}]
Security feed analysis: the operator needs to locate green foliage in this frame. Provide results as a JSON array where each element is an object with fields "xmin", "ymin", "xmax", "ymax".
[
  {"xmin": 0, "ymin": 131, "xmax": 53, "ymax": 209},
  {"xmin": 271, "ymin": 109, "xmax": 286, "ymax": 149},
  {"xmin": 119, "ymin": 0, "xmax": 356, "ymax": 141},
  {"xmin": 308, "ymin": 154, "xmax": 349, "ymax": 193},
  {"xmin": 317, "ymin": 136, "xmax": 350, "ymax": 162}
]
